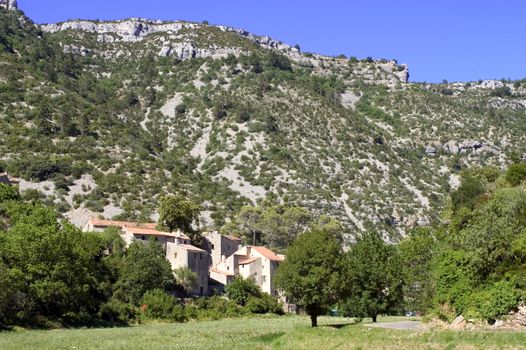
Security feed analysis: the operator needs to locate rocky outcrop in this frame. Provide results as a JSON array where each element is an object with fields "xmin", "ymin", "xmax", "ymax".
[
  {"xmin": 42, "ymin": 19, "xmax": 185, "ymax": 41},
  {"xmin": 40, "ymin": 18, "xmax": 409, "ymax": 84},
  {"xmin": 425, "ymin": 140, "xmax": 499, "ymax": 156},
  {"xmin": 41, "ymin": 18, "xmax": 292, "ymax": 50},
  {"xmin": 0, "ymin": 0, "xmax": 17, "ymax": 10},
  {"xmin": 63, "ymin": 44, "xmax": 91, "ymax": 56}
]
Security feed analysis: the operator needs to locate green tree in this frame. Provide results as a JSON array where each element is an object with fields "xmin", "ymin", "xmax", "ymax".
[
  {"xmin": 451, "ymin": 175, "xmax": 486, "ymax": 210},
  {"xmin": 505, "ymin": 162, "xmax": 526, "ymax": 186},
  {"xmin": 225, "ymin": 276, "xmax": 262, "ymax": 306},
  {"xmin": 268, "ymin": 51, "xmax": 292, "ymax": 71},
  {"xmin": 344, "ymin": 231, "xmax": 404, "ymax": 322},
  {"xmin": 0, "ymin": 183, "xmax": 20, "ymax": 202},
  {"xmin": 113, "ymin": 241, "xmax": 175, "ymax": 305},
  {"xmin": 229, "ymin": 205, "xmax": 263, "ymax": 245},
  {"xmin": 0, "ymin": 202, "xmax": 111, "ymax": 325},
  {"xmin": 174, "ymin": 267, "xmax": 198, "ymax": 295},
  {"xmin": 258, "ymin": 206, "xmax": 311, "ymax": 249},
  {"xmin": 275, "ymin": 230, "xmax": 343, "ymax": 327},
  {"xmin": 158, "ymin": 195, "xmax": 201, "ymax": 243},
  {"xmin": 399, "ymin": 227, "xmax": 436, "ymax": 313}
]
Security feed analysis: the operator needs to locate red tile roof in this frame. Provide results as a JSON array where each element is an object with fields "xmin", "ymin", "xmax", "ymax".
[
  {"xmin": 88, "ymin": 218, "xmax": 157, "ymax": 229},
  {"xmin": 238, "ymin": 256, "xmax": 260, "ymax": 265},
  {"xmin": 226, "ymin": 235, "xmax": 243, "ymax": 242},
  {"xmin": 251, "ymin": 246, "xmax": 285, "ymax": 262},
  {"xmin": 210, "ymin": 267, "xmax": 235, "ymax": 276},
  {"xmin": 178, "ymin": 244, "xmax": 206, "ymax": 253},
  {"xmin": 123, "ymin": 226, "xmax": 177, "ymax": 238}
]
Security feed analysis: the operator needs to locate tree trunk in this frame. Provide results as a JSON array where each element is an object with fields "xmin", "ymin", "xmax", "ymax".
[
  {"xmin": 372, "ymin": 314, "xmax": 377, "ymax": 323},
  {"xmin": 310, "ymin": 313, "xmax": 318, "ymax": 327}
]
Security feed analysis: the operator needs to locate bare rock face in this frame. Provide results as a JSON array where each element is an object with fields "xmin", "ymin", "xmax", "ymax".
[{"xmin": 0, "ymin": 0, "xmax": 16, "ymax": 10}]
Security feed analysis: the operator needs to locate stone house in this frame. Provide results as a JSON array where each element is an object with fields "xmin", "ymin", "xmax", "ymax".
[
  {"xmin": 210, "ymin": 245, "xmax": 285, "ymax": 296},
  {"xmin": 202, "ymin": 231, "xmax": 242, "ymax": 267},
  {"xmin": 84, "ymin": 218, "xmax": 208, "ymax": 296}
]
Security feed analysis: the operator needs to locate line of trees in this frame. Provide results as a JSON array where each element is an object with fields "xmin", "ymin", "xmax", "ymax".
[
  {"xmin": 275, "ymin": 229, "xmax": 403, "ymax": 327},
  {"xmin": 276, "ymin": 163, "xmax": 526, "ymax": 327},
  {"xmin": 0, "ymin": 185, "xmax": 283, "ymax": 329}
]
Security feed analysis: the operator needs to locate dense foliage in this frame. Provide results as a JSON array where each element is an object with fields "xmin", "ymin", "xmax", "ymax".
[
  {"xmin": 397, "ymin": 163, "xmax": 526, "ymax": 322},
  {"xmin": 343, "ymin": 231, "xmax": 404, "ymax": 322},
  {"xmin": 0, "ymin": 184, "xmax": 283, "ymax": 329},
  {"xmin": 275, "ymin": 230, "xmax": 343, "ymax": 327}
]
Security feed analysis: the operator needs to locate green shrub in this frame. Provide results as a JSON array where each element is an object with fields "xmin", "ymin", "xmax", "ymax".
[
  {"xmin": 467, "ymin": 280, "xmax": 521, "ymax": 321},
  {"xmin": 0, "ymin": 183, "xmax": 20, "ymax": 202},
  {"xmin": 245, "ymin": 294, "xmax": 284, "ymax": 315},
  {"xmin": 193, "ymin": 295, "xmax": 245, "ymax": 320},
  {"xmin": 98, "ymin": 298, "xmax": 136, "ymax": 324},
  {"xmin": 139, "ymin": 289, "xmax": 187, "ymax": 322},
  {"xmin": 451, "ymin": 175, "xmax": 486, "ymax": 210},
  {"xmin": 225, "ymin": 276, "xmax": 261, "ymax": 306},
  {"xmin": 505, "ymin": 162, "xmax": 526, "ymax": 186}
]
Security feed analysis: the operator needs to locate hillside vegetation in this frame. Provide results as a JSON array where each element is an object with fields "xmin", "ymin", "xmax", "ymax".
[{"xmin": 1, "ymin": 7, "xmax": 525, "ymax": 240}]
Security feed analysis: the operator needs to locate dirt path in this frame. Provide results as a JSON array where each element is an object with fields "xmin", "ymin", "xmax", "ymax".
[{"xmin": 364, "ymin": 321, "xmax": 424, "ymax": 330}]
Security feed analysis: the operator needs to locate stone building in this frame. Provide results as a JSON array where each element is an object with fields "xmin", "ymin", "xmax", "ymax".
[
  {"xmin": 210, "ymin": 245, "xmax": 284, "ymax": 296},
  {"xmin": 202, "ymin": 231, "xmax": 242, "ymax": 267},
  {"xmin": 84, "ymin": 218, "xmax": 208, "ymax": 296}
]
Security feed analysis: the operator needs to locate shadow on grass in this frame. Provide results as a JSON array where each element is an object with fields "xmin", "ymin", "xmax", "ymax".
[
  {"xmin": 322, "ymin": 322, "xmax": 358, "ymax": 329},
  {"xmin": 252, "ymin": 331, "xmax": 286, "ymax": 344}
]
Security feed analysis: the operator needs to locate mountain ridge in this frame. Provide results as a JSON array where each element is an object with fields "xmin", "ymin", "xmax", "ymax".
[{"xmin": 0, "ymin": 7, "xmax": 525, "ymax": 241}]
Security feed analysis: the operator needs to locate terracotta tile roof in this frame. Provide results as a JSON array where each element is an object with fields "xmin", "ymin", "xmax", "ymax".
[
  {"xmin": 123, "ymin": 226, "xmax": 177, "ymax": 238},
  {"xmin": 226, "ymin": 235, "xmax": 243, "ymax": 242},
  {"xmin": 88, "ymin": 218, "xmax": 157, "ymax": 229},
  {"xmin": 178, "ymin": 244, "xmax": 206, "ymax": 253},
  {"xmin": 251, "ymin": 246, "xmax": 285, "ymax": 262},
  {"xmin": 239, "ymin": 256, "xmax": 260, "ymax": 265},
  {"xmin": 210, "ymin": 267, "xmax": 235, "ymax": 276}
]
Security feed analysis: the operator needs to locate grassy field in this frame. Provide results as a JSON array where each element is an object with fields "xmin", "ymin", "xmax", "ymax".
[{"xmin": 1, "ymin": 316, "xmax": 526, "ymax": 350}]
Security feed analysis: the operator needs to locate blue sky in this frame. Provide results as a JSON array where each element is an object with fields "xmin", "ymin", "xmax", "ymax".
[{"xmin": 19, "ymin": 0, "xmax": 526, "ymax": 83}]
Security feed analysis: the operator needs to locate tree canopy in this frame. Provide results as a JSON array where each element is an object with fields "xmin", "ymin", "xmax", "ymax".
[
  {"xmin": 343, "ymin": 231, "xmax": 404, "ymax": 322},
  {"xmin": 157, "ymin": 195, "xmax": 201, "ymax": 243},
  {"xmin": 275, "ymin": 230, "xmax": 343, "ymax": 327}
]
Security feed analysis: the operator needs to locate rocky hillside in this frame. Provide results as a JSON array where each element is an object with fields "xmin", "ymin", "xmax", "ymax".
[{"xmin": 0, "ymin": 5, "xmax": 525, "ymax": 241}]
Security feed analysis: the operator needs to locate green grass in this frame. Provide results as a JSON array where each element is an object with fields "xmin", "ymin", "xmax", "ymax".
[{"xmin": 1, "ymin": 316, "xmax": 526, "ymax": 350}]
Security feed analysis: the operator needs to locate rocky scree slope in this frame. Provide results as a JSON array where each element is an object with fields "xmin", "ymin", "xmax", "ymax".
[{"xmin": 0, "ymin": 9, "xmax": 525, "ymax": 241}]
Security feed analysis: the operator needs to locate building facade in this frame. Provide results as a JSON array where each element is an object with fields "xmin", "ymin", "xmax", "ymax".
[
  {"xmin": 202, "ymin": 231, "xmax": 242, "ymax": 267},
  {"xmin": 84, "ymin": 218, "xmax": 208, "ymax": 296},
  {"xmin": 210, "ymin": 245, "xmax": 284, "ymax": 296}
]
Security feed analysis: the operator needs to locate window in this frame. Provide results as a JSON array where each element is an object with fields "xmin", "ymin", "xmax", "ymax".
[
  {"xmin": 262, "ymin": 275, "xmax": 266, "ymax": 283},
  {"xmin": 211, "ymin": 244, "xmax": 215, "ymax": 250},
  {"xmin": 141, "ymin": 235, "xmax": 146, "ymax": 240},
  {"xmin": 199, "ymin": 253, "xmax": 202, "ymax": 260},
  {"xmin": 227, "ymin": 266, "xmax": 230, "ymax": 270},
  {"xmin": 227, "ymin": 245, "xmax": 230, "ymax": 251}
]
